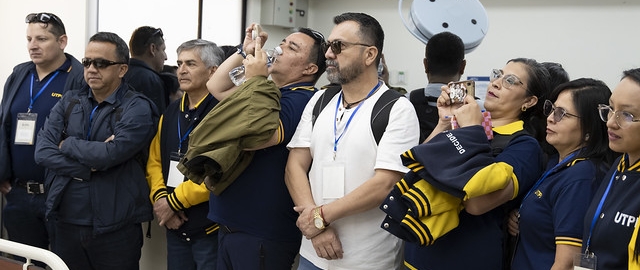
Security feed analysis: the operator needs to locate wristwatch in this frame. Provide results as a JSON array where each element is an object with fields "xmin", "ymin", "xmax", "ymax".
[
  {"xmin": 236, "ymin": 44, "xmax": 246, "ymax": 58},
  {"xmin": 313, "ymin": 206, "xmax": 328, "ymax": 230}
]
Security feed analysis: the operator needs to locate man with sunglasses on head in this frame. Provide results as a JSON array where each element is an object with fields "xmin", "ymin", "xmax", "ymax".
[
  {"xmin": 0, "ymin": 12, "xmax": 84, "ymax": 264},
  {"xmin": 286, "ymin": 12, "xmax": 419, "ymax": 269},
  {"xmin": 193, "ymin": 24, "xmax": 326, "ymax": 269},
  {"xmin": 125, "ymin": 26, "xmax": 170, "ymax": 112},
  {"xmin": 35, "ymin": 32, "xmax": 158, "ymax": 270}
]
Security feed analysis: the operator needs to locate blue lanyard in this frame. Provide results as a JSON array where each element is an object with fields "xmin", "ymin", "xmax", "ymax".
[
  {"xmin": 177, "ymin": 120, "xmax": 195, "ymax": 154},
  {"xmin": 520, "ymin": 152, "xmax": 578, "ymax": 209},
  {"xmin": 333, "ymin": 81, "xmax": 381, "ymax": 159},
  {"xmin": 28, "ymin": 71, "xmax": 60, "ymax": 112},
  {"xmin": 585, "ymin": 162, "xmax": 620, "ymax": 252},
  {"xmin": 86, "ymin": 105, "xmax": 99, "ymax": 140}
]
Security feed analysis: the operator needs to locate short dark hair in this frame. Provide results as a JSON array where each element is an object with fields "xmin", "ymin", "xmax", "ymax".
[
  {"xmin": 508, "ymin": 58, "xmax": 551, "ymax": 147},
  {"xmin": 425, "ymin": 32, "xmax": 465, "ymax": 77},
  {"xmin": 129, "ymin": 26, "xmax": 164, "ymax": 57},
  {"xmin": 333, "ymin": 12, "xmax": 384, "ymax": 64},
  {"xmin": 622, "ymin": 68, "xmax": 640, "ymax": 85},
  {"xmin": 297, "ymin": 27, "xmax": 327, "ymax": 83},
  {"xmin": 549, "ymin": 78, "xmax": 612, "ymax": 161},
  {"xmin": 541, "ymin": 62, "xmax": 570, "ymax": 92},
  {"xmin": 26, "ymin": 12, "xmax": 66, "ymax": 38},
  {"xmin": 89, "ymin": 32, "xmax": 130, "ymax": 63}
]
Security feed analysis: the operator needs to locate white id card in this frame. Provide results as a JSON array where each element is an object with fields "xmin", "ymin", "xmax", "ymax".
[
  {"xmin": 14, "ymin": 113, "xmax": 38, "ymax": 145},
  {"xmin": 167, "ymin": 160, "xmax": 185, "ymax": 188},
  {"xmin": 322, "ymin": 162, "xmax": 345, "ymax": 199},
  {"xmin": 574, "ymin": 252, "xmax": 596, "ymax": 270}
]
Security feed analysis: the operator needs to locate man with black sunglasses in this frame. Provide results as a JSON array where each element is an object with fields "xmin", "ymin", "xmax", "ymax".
[
  {"xmin": 35, "ymin": 32, "xmax": 158, "ymax": 270},
  {"xmin": 124, "ymin": 26, "xmax": 170, "ymax": 112},
  {"xmin": 286, "ymin": 12, "xmax": 419, "ymax": 270},
  {"xmin": 0, "ymin": 12, "xmax": 84, "ymax": 264}
]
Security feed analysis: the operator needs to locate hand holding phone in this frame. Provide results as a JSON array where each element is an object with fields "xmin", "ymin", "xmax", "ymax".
[{"xmin": 448, "ymin": 80, "xmax": 475, "ymax": 104}]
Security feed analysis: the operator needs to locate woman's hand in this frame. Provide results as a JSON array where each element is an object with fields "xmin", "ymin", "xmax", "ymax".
[{"xmin": 453, "ymin": 94, "xmax": 483, "ymax": 128}]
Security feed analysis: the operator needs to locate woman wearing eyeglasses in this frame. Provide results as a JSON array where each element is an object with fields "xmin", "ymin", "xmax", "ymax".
[
  {"xmin": 396, "ymin": 58, "xmax": 552, "ymax": 270},
  {"xmin": 508, "ymin": 78, "xmax": 612, "ymax": 270},
  {"xmin": 576, "ymin": 68, "xmax": 640, "ymax": 270}
]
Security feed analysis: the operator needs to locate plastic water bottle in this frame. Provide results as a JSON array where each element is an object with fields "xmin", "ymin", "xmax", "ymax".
[{"xmin": 229, "ymin": 46, "xmax": 282, "ymax": 86}]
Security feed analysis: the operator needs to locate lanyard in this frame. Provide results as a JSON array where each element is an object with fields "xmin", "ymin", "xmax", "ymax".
[
  {"xmin": 86, "ymin": 105, "xmax": 99, "ymax": 140},
  {"xmin": 28, "ymin": 71, "xmax": 60, "ymax": 112},
  {"xmin": 520, "ymin": 152, "xmax": 578, "ymax": 209},
  {"xmin": 177, "ymin": 120, "xmax": 195, "ymax": 154},
  {"xmin": 332, "ymin": 81, "xmax": 381, "ymax": 160},
  {"xmin": 585, "ymin": 162, "xmax": 620, "ymax": 252}
]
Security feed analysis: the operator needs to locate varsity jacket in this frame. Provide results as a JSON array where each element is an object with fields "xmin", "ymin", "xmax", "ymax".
[
  {"xmin": 147, "ymin": 93, "xmax": 219, "ymax": 238},
  {"xmin": 34, "ymin": 83, "xmax": 157, "ymax": 235},
  {"xmin": 177, "ymin": 76, "xmax": 281, "ymax": 195},
  {"xmin": 0, "ymin": 53, "xmax": 85, "ymax": 182},
  {"xmin": 382, "ymin": 122, "xmax": 530, "ymax": 245}
]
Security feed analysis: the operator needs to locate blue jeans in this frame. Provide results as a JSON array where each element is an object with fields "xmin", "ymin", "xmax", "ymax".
[
  {"xmin": 3, "ymin": 186, "xmax": 51, "ymax": 267},
  {"xmin": 54, "ymin": 222, "xmax": 143, "ymax": 270},
  {"xmin": 166, "ymin": 229, "xmax": 218, "ymax": 270},
  {"xmin": 217, "ymin": 226, "xmax": 300, "ymax": 270},
  {"xmin": 297, "ymin": 256, "xmax": 323, "ymax": 270}
]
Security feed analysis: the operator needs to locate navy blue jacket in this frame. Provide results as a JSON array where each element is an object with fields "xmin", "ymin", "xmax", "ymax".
[
  {"xmin": 0, "ymin": 53, "xmax": 84, "ymax": 182},
  {"xmin": 123, "ymin": 58, "xmax": 167, "ymax": 112},
  {"xmin": 35, "ymin": 82, "xmax": 157, "ymax": 235}
]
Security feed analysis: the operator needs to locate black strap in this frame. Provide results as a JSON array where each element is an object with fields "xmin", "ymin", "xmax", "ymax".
[
  {"xmin": 62, "ymin": 99, "xmax": 80, "ymax": 139},
  {"xmin": 312, "ymin": 84, "xmax": 403, "ymax": 145},
  {"xmin": 490, "ymin": 130, "xmax": 529, "ymax": 157},
  {"xmin": 371, "ymin": 90, "xmax": 403, "ymax": 144},
  {"xmin": 312, "ymin": 84, "xmax": 341, "ymax": 126}
]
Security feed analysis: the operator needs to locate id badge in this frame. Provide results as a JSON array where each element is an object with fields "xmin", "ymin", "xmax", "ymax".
[
  {"xmin": 15, "ymin": 113, "xmax": 38, "ymax": 145},
  {"xmin": 322, "ymin": 162, "xmax": 345, "ymax": 199},
  {"xmin": 574, "ymin": 252, "xmax": 597, "ymax": 270},
  {"xmin": 167, "ymin": 152, "xmax": 185, "ymax": 188}
]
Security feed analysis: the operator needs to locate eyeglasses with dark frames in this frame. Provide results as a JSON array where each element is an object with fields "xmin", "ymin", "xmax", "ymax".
[
  {"xmin": 543, "ymin": 100, "xmax": 580, "ymax": 122},
  {"xmin": 490, "ymin": 69, "xmax": 525, "ymax": 90},
  {"xmin": 597, "ymin": 104, "xmax": 640, "ymax": 129},
  {"xmin": 25, "ymin": 13, "xmax": 62, "ymax": 25},
  {"xmin": 82, "ymin": 58, "xmax": 127, "ymax": 69},
  {"xmin": 325, "ymin": 40, "xmax": 373, "ymax": 55}
]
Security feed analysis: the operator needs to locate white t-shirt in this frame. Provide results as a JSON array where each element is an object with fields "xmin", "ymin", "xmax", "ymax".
[{"xmin": 288, "ymin": 85, "xmax": 420, "ymax": 270}]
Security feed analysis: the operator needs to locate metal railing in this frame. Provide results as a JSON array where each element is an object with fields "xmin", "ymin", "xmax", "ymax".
[{"xmin": 0, "ymin": 238, "xmax": 68, "ymax": 270}]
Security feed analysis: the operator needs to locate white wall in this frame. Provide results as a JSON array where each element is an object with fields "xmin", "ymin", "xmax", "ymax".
[{"xmin": 306, "ymin": 0, "xmax": 640, "ymax": 92}]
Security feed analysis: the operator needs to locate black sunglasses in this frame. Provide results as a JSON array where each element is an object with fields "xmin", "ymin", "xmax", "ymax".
[
  {"xmin": 325, "ymin": 40, "xmax": 372, "ymax": 55},
  {"xmin": 151, "ymin": 28, "xmax": 163, "ymax": 38},
  {"xmin": 25, "ymin": 13, "xmax": 62, "ymax": 25},
  {"xmin": 543, "ymin": 100, "xmax": 580, "ymax": 122},
  {"xmin": 82, "ymin": 58, "xmax": 127, "ymax": 69}
]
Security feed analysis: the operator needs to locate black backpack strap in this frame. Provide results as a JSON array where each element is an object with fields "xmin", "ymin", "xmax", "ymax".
[
  {"xmin": 490, "ymin": 130, "xmax": 529, "ymax": 157},
  {"xmin": 62, "ymin": 99, "xmax": 80, "ymax": 139},
  {"xmin": 312, "ymin": 84, "xmax": 341, "ymax": 126},
  {"xmin": 371, "ymin": 90, "xmax": 403, "ymax": 145}
]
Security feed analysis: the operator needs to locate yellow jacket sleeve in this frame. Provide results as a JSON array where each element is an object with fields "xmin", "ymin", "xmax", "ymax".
[{"xmin": 146, "ymin": 115, "xmax": 167, "ymax": 203}]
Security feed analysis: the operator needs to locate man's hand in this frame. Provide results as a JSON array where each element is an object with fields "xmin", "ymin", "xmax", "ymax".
[
  {"xmin": 242, "ymin": 23, "xmax": 268, "ymax": 56},
  {"xmin": 507, "ymin": 210, "xmax": 520, "ymax": 236},
  {"xmin": 104, "ymin": 135, "xmax": 115, "ymax": 143},
  {"xmin": 0, "ymin": 181, "xmax": 11, "ymax": 195},
  {"xmin": 294, "ymin": 205, "xmax": 324, "ymax": 239},
  {"xmin": 164, "ymin": 213, "xmax": 186, "ymax": 230},
  {"xmin": 311, "ymin": 227, "xmax": 343, "ymax": 260},
  {"xmin": 153, "ymin": 197, "xmax": 176, "ymax": 226},
  {"xmin": 243, "ymin": 36, "xmax": 270, "ymax": 79}
]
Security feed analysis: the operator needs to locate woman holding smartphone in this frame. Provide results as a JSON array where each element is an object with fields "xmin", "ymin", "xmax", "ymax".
[
  {"xmin": 400, "ymin": 58, "xmax": 552, "ymax": 270},
  {"xmin": 509, "ymin": 78, "xmax": 612, "ymax": 270}
]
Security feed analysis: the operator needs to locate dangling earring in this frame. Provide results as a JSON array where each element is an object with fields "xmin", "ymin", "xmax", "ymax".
[
  {"xmin": 521, "ymin": 105, "xmax": 527, "ymax": 112},
  {"xmin": 585, "ymin": 133, "xmax": 590, "ymax": 141}
]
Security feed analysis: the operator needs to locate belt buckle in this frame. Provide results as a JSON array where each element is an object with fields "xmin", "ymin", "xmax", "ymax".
[{"xmin": 26, "ymin": 181, "xmax": 44, "ymax": 194}]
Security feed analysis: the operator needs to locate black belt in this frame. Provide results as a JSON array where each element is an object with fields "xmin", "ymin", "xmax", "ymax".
[{"xmin": 14, "ymin": 179, "xmax": 45, "ymax": 195}]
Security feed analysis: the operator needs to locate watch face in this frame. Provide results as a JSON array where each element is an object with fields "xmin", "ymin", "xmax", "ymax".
[{"xmin": 314, "ymin": 218, "xmax": 325, "ymax": 229}]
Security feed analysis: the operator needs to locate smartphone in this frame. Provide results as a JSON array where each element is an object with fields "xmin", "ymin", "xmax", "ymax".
[
  {"xmin": 251, "ymin": 24, "xmax": 262, "ymax": 40},
  {"xmin": 448, "ymin": 80, "xmax": 475, "ymax": 104}
]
